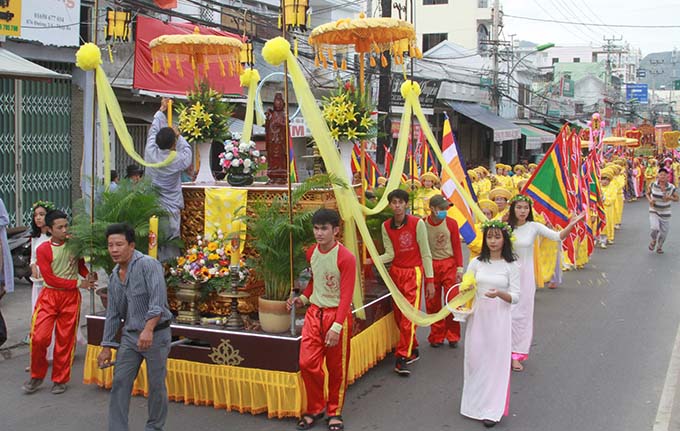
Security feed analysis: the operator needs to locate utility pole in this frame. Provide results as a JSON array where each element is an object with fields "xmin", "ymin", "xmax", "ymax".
[
  {"xmin": 376, "ymin": 0, "xmax": 392, "ymax": 166},
  {"xmin": 490, "ymin": 0, "xmax": 501, "ymax": 116}
]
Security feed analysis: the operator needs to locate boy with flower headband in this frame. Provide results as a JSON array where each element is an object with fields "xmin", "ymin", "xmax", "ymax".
[
  {"xmin": 377, "ymin": 189, "xmax": 435, "ymax": 376},
  {"xmin": 425, "ymin": 195, "xmax": 464, "ymax": 348}
]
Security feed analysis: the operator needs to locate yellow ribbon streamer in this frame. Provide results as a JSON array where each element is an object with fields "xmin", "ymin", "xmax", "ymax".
[
  {"xmin": 76, "ymin": 43, "xmax": 178, "ymax": 188},
  {"xmin": 262, "ymin": 37, "xmax": 474, "ymax": 326},
  {"xmin": 239, "ymin": 69, "xmax": 260, "ymax": 144}
]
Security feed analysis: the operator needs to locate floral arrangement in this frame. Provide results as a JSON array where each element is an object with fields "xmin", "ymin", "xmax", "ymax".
[
  {"xmin": 480, "ymin": 219, "xmax": 513, "ymax": 235},
  {"xmin": 177, "ymin": 80, "xmax": 234, "ymax": 143},
  {"xmin": 321, "ymin": 80, "xmax": 376, "ymax": 142},
  {"xmin": 509, "ymin": 194, "xmax": 533, "ymax": 205},
  {"xmin": 167, "ymin": 229, "xmax": 249, "ymax": 294},
  {"xmin": 218, "ymin": 134, "xmax": 266, "ymax": 175}
]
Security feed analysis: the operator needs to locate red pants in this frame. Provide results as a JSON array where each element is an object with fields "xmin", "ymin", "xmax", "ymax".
[
  {"xmin": 299, "ymin": 304, "xmax": 352, "ymax": 417},
  {"xmin": 30, "ymin": 288, "xmax": 81, "ymax": 384},
  {"xmin": 426, "ymin": 257, "xmax": 461, "ymax": 344},
  {"xmin": 389, "ymin": 265, "xmax": 421, "ymax": 359}
]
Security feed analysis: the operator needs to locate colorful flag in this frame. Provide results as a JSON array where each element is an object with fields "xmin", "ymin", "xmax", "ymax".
[
  {"xmin": 383, "ymin": 145, "xmax": 393, "ymax": 177},
  {"xmin": 420, "ymin": 127, "xmax": 439, "ymax": 176},
  {"xmin": 440, "ymin": 114, "xmax": 477, "ymax": 244},
  {"xmin": 351, "ymin": 144, "xmax": 361, "ymax": 175},
  {"xmin": 289, "ymin": 136, "xmax": 298, "ymax": 183}
]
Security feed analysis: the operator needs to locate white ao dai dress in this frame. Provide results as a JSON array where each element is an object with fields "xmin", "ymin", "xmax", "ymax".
[
  {"xmin": 510, "ymin": 222, "xmax": 560, "ymax": 360},
  {"xmin": 461, "ymin": 257, "xmax": 520, "ymax": 422}
]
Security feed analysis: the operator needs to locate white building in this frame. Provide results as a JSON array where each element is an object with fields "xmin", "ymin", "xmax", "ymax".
[{"xmin": 414, "ymin": 0, "xmax": 492, "ymax": 52}]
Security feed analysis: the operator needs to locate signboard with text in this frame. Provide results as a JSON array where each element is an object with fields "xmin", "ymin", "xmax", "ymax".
[
  {"xmin": 19, "ymin": 0, "xmax": 80, "ymax": 47},
  {"xmin": 391, "ymin": 75, "xmax": 441, "ymax": 109},
  {"xmin": 626, "ymin": 83, "xmax": 648, "ymax": 104},
  {"xmin": 0, "ymin": 0, "xmax": 21, "ymax": 37}
]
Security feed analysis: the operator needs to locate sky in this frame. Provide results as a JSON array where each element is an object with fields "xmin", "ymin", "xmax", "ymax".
[{"xmin": 502, "ymin": 0, "xmax": 680, "ymax": 57}]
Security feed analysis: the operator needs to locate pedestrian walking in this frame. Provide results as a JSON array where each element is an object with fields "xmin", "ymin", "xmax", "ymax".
[
  {"xmin": 97, "ymin": 223, "xmax": 174, "ymax": 431},
  {"xmin": 24, "ymin": 210, "xmax": 95, "ymax": 395},
  {"xmin": 0, "ymin": 196, "xmax": 11, "ymax": 348},
  {"xmin": 647, "ymin": 167, "xmax": 679, "ymax": 254},
  {"xmin": 461, "ymin": 220, "xmax": 520, "ymax": 428},
  {"xmin": 287, "ymin": 209, "xmax": 355, "ymax": 431},
  {"xmin": 424, "ymin": 195, "xmax": 464, "ymax": 348},
  {"xmin": 377, "ymin": 189, "xmax": 434, "ymax": 376}
]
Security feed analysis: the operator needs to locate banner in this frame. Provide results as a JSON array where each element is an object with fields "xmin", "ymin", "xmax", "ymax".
[
  {"xmin": 20, "ymin": 0, "xmax": 80, "ymax": 46},
  {"xmin": 134, "ymin": 16, "xmax": 243, "ymax": 96},
  {"xmin": 0, "ymin": 0, "xmax": 21, "ymax": 37}
]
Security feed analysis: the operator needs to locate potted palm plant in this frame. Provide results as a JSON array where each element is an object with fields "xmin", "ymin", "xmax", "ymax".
[
  {"xmin": 240, "ymin": 174, "xmax": 342, "ymax": 333},
  {"xmin": 67, "ymin": 179, "xmax": 177, "ymax": 308}
]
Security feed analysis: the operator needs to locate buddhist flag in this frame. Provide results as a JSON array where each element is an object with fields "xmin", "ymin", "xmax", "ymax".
[
  {"xmin": 351, "ymin": 144, "xmax": 361, "ymax": 175},
  {"xmin": 384, "ymin": 145, "xmax": 393, "ymax": 176},
  {"xmin": 440, "ymin": 114, "xmax": 477, "ymax": 244},
  {"xmin": 289, "ymin": 137, "xmax": 298, "ymax": 183},
  {"xmin": 420, "ymin": 128, "xmax": 439, "ymax": 175}
]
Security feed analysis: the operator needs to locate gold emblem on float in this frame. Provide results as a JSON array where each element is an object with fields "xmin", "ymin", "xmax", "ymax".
[{"xmin": 208, "ymin": 339, "xmax": 245, "ymax": 366}]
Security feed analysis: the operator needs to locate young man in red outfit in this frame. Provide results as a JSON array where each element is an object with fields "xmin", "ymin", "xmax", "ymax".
[
  {"xmin": 23, "ymin": 210, "xmax": 95, "ymax": 395},
  {"xmin": 424, "ymin": 195, "xmax": 464, "ymax": 348},
  {"xmin": 379, "ymin": 189, "xmax": 434, "ymax": 376},
  {"xmin": 287, "ymin": 209, "xmax": 356, "ymax": 431}
]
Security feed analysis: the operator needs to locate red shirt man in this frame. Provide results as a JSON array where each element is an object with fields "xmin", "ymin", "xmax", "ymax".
[
  {"xmin": 379, "ymin": 189, "xmax": 434, "ymax": 376},
  {"xmin": 425, "ymin": 195, "xmax": 464, "ymax": 348}
]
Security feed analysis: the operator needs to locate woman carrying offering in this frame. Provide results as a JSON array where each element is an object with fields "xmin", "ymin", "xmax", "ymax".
[
  {"xmin": 507, "ymin": 195, "xmax": 584, "ymax": 372},
  {"xmin": 460, "ymin": 220, "xmax": 519, "ymax": 428}
]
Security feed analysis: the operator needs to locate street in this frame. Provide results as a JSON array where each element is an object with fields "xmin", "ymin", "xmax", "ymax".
[{"xmin": 2, "ymin": 200, "xmax": 680, "ymax": 431}]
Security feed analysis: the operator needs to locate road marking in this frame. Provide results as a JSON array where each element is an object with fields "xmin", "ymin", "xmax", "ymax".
[{"xmin": 653, "ymin": 317, "xmax": 680, "ymax": 431}]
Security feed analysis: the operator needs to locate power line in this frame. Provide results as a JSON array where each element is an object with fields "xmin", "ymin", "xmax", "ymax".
[{"xmin": 505, "ymin": 14, "xmax": 680, "ymax": 29}]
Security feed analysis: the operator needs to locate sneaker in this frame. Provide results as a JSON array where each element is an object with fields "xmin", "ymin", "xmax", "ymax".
[
  {"xmin": 429, "ymin": 342, "xmax": 443, "ymax": 348},
  {"xmin": 51, "ymin": 383, "xmax": 67, "ymax": 394},
  {"xmin": 394, "ymin": 357, "xmax": 410, "ymax": 376},
  {"xmin": 405, "ymin": 349, "xmax": 420, "ymax": 364},
  {"xmin": 22, "ymin": 378, "xmax": 43, "ymax": 394},
  {"xmin": 483, "ymin": 419, "xmax": 497, "ymax": 428},
  {"xmin": 448, "ymin": 341, "xmax": 459, "ymax": 348}
]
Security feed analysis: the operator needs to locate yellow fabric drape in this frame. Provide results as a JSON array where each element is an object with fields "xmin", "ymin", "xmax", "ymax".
[
  {"xmin": 95, "ymin": 67, "xmax": 177, "ymax": 187},
  {"xmin": 83, "ymin": 313, "xmax": 399, "ymax": 418},
  {"xmin": 204, "ymin": 188, "xmax": 248, "ymax": 250},
  {"xmin": 239, "ymin": 69, "xmax": 260, "ymax": 144},
  {"xmin": 261, "ymin": 37, "xmax": 475, "ymax": 327}
]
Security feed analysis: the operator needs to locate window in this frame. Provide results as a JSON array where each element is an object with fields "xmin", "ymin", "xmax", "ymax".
[
  {"xmin": 424, "ymin": 0, "xmax": 448, "ymax": 4},
  {"xmin": 575, "ymin": 103, "xmax": 584, "ymax": 114},
  {"xmin": 552, "ymin": 58, "xmax": 559, "ymax": 65},
  {"xmin": 573, "ymin": 57, "xmax": 580, "ymax": 63},
  {"xmin": 478, "ymin": 0, "xmax": 489, "ymax": 7},
  {"xmin": 477, "ymin": 24, "xmax": 489, "ymax": 51},
  {"xmin": 422, "ymin": 33, "xmax": 447, "ymax": 53}
]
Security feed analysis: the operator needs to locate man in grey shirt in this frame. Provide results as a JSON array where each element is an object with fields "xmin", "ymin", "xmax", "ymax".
[
  {"xmin": 144, "ymin": 98, "xmax": 192, "ymax": 260},
  {"xmin": 97, "ymin": 223, "xmax": 174, "ymax": 431}
]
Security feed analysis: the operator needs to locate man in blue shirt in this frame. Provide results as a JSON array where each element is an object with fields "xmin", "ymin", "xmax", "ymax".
[{"xmin": 97, "ymin": 223, "xmax": 173, "ymax": 431}]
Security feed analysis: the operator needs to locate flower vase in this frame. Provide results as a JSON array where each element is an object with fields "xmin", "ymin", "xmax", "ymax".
[
  {"xmin": 227, "ymin": 172, "xmax": 254, "ymax": 187},
  {"xmin": 337, "ymin": 140, "xmax": 355, "ymax": 184},
  {"xmin": 195, "ymin": 141, "xmax": 216, "ymax": 183}
]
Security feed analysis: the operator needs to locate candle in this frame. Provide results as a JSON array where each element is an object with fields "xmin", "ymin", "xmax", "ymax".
[
  {"xmin": 167, "ymin": 99, "xmax": 173, "ymax": 126},
  {"xmin": 230, "ymin": 237, "xmax": 240, "ymax": 266},
  {"xmin": 148, "ymin": 215, "xmax": 159, "ymax": 259}
]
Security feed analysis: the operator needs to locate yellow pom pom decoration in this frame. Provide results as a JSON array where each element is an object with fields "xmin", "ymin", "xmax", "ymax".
[
  {"xmin": 75, "ymin": 43, "xmax": 102, "ymax": 71},
  {"xmin": 262, "ymin": 37, "xmax": 291, "ymax": 66},
  {"xmin": 239, "ymin": 68, "xmax": 260, "ymax": 87},
  {"xmin": 400, "ymin": 80, "xmax": 421, "ymax": 99},
  {"xmin": 459, "ymin": 272, "xmax": 476, "ymax": 291}
]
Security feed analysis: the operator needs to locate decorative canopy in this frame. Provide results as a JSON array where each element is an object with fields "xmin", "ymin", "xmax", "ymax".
[
  {"xmin": 307, "ymin": 14, "xmax": 421, "ymax": 90},
  {"xmin": 150, "ymin": 27, "xmax": 243, "ymax": 78}
]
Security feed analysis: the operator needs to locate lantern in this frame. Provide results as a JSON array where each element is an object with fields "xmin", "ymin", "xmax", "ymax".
[
  {"xmin": 280, "ymin": 0, "xmax": 310, "ymax": 32},
  {"xmin": 105, "ymin": 8, "xmax": 132, "ymax": 42}
]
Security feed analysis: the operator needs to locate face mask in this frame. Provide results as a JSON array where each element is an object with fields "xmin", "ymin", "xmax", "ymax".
[{"xmin": 436, "ymin": 210, "xmax": 448, "ymax": 219}]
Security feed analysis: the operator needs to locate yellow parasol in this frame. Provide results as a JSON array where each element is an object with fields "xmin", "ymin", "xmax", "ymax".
[
  {"xmin": 602, "ymin": 136, "xmax": 627, "ymax": 146},
  {"xmin": 625, "ymin": 138, "xmax": 640, "ymax": 148},
  {"xmin": 150, "ymin": 27, "xmax": 243, "ymax": 78},
  {"xmin": 308, "ymin": 13, "xmax": 420, "ymax": 93}
]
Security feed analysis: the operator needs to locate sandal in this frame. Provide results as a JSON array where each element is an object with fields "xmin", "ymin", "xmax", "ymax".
[
  {"xmin": 327, "ymin": 415, "xmax": 344, "ymax": 431},
  {"xmin": 511, "ymin": 359, "xmax": 524, "ymax": 372},
  {"xmin": 649, "ymin": 240, "xmax": 657, "ymax": 251},
  {"xmin": 657, "ymin": 248, "xmax": 664, "ymax": 254},
  {"xmin": 296, "ymin": 412, "xmax": 325, "ymax": 430}
]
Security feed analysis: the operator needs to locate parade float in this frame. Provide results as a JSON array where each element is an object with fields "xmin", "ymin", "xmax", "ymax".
[{"xmin": 77, "ymin": 6, "xmax": 477, "ymax": 419}]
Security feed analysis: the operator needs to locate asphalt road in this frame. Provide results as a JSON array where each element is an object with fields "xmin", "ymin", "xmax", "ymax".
[{"xmin": 1, "ymin": 200, "xmax": 680, "ymax": 431}]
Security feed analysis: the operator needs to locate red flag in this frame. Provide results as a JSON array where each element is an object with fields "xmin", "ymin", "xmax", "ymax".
[{"xmin": 153, "ymin": 0, "xmax": 177, "ymax": 8}]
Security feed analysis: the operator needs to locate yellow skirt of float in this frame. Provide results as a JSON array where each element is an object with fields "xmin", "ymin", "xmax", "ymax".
[{"xmin": 83, "ymin": 313, "xmax": 399, "ymax": 418}]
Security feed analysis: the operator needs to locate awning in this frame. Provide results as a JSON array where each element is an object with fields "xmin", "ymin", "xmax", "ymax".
[
  {"xmin": 0, "ymin": 48, "xmax": 71, "ymax": 80},
  {"xmin": 517, "ymin": 124, "xmax": 556, "ymax": 150},
  {"xmin": 448, "ymin": 102, "xmax": 521, "ymax": 142}
]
